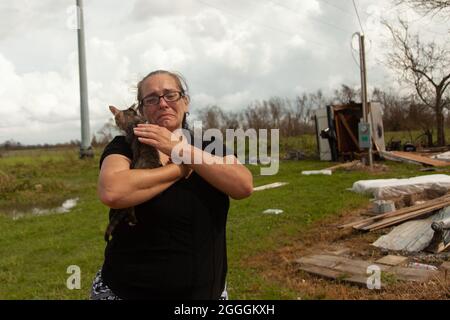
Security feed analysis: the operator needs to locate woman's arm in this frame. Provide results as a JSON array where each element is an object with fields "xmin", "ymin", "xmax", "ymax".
[
  {"xmin": 134, "ymin": 124, "xmax": 253, "ymax": 200},
  {"xmin": 182, "ymin": 145, "xmax": 253, "ymax": 200},
  {"xmin": 98, "ymin": 154, "xmax": 187, "ymax": 209}
]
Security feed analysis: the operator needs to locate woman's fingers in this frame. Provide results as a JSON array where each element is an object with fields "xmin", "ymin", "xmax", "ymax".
[
  {"xmin": 134, "ymin": 125, "xmax": 185, "ymax": 156},
  {"xmin": 137, "ymin": 137, "xmax": 159, "ymax": 146}
]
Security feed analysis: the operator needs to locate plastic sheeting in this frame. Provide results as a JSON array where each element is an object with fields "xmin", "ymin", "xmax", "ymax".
[
  {"xmin": 350, "ymin": 174, "xmax": 450, "ymax": 199},
  {"xmin": 372, "ymin": 207, "xmax": 450, "ymax": 252}
]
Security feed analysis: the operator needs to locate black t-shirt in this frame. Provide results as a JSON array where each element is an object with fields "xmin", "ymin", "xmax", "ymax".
[{"xmin": 99, "ymin": 135, "xmax": 232, "ymax": 299}]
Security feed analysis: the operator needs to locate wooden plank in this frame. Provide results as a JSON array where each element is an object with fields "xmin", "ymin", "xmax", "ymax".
[
  {"xmin": 313, "ymin": 255, "xmax": 372, "ymax": 275},
  {"xmin": 296, "ymin": 264, "xmax": 372, "ymax": 287},
  {"xmin": 297, "ymin": 263, "xmax": 346, "ymax": 280},
  {"xmin": 297, "ymin": 256, "xmax": 339, "ymax": 269},
  {"xmin": 295, "ymin": 254, "xmax": 437, "ymax": 287},
  {"xmin": 375, "ymin": 255, "xmax": 408, "ymax": 266},
  {"xmin": 253, "ymin": 182, "xmax": 288, "ymax": 191},
  {"xmin": 367, "ymin": 210, "xmax": 437, "ymax": 231},
  {"xmin": 324, "ymin": 160, "xmax": 360, "ymax": 172},
  {"xmin": 296, "ymin": 256, "xmax": 375, "ymax": 287},
  {"xmin": 357, "ymin": 198, "xmax": 450, "ymax": 231},
  {"xmin": 364, "ymin": 202, "xmax": 450, "ymax": 231},
  {"xmin": 390, "ymin": 266, "xmax": 439, "ymax": 283},
  {"xmin": 338, "ymin": 194, "xmax": 450, "ymax": 230},
  {"xmin": 324, "ymin": 246, "xmax": 350, "ymax": 256},
  {"xmin": 337, "ymin": 113, "xmax": 360, "ymax": 150},
  {"xmin": 335, "ymin": 116, "xmax": 342, "ymax": 153},
  {"xmin": 390, "ymin": 151, "xmax": 450, "ymax": 167}
]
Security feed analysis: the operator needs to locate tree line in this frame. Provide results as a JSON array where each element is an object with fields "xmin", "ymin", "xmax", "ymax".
[
  {"xmin": 193, "ymin": 85, "xmax": 447, "ymax": 148},
  {"xmin": 2, "ymin": 83, "xmax": 447, "ymax": 151}
]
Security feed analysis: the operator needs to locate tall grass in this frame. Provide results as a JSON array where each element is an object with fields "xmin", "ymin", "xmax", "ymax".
[{"xmin": 0, "ymin": 140, "xmax": 445, "ymax": 299}]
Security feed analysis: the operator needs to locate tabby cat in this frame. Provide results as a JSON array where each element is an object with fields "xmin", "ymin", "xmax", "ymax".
[{"xmin": 104, "ymin": 105, "xmax": 161, "ymax": 242}]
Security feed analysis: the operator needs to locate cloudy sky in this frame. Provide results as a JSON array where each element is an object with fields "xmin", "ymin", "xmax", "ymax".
[{"xmin": 0, "ymin": 0, "xmax": 448, "ymax": 145}]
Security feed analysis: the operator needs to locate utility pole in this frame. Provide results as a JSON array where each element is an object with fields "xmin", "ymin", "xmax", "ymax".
[
  {"xmin": 76, "ymin": 0, "xmax": 93, "ymax": 158},
  {"xmin": 357, "ymin": 32, "xmax": 373, "ymax": 168}
]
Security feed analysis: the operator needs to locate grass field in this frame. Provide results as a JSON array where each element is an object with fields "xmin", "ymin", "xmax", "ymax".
[{"xmin": 0, "ymin": 140, "xmax": 447, "ymax": 299}]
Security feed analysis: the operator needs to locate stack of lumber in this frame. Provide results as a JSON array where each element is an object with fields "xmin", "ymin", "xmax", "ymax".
[
  {"xmin": 381, "ymin": 151, "xmax": 450, "ymax": 167},
  {"xmin": 338, "ymin": 194, "xmax": 450, "ymax": 232}
]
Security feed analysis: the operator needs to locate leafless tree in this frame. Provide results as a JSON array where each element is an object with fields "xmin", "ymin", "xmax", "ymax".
[
  {"xmin": 196, "ymin": 105, "xmax": 227, "ymax": 130},
  {"xmin": 95, "ymin": 118, "xmax": 118, "ymax": 144},
  {"xmin": 384, "ymin": 19, "xmax": 450, "ymax": 146},
  {"xmin": 373, "ymin": 88, "xmax": 408, "ymax": 131},
  {"xmin": 333, "ymin": 84, "xmax": 360, "ymax": 104},
  {"xmin": 394, "ymin": 0, "xmax": 450, "ymax": 17}
]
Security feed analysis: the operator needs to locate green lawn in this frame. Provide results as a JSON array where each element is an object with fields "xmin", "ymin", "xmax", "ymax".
[{"xmin": 0, "ymin": 145, "xmax": 441, "ymax": 299}]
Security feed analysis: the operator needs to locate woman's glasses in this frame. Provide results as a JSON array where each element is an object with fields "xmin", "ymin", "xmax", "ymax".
[{"xmin": 141, "ymin": 91, "xmax": 183, "ymax": 107}]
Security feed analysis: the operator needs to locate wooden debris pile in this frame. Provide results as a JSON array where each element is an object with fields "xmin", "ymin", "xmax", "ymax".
[
  {"xmin": 295, "ymin": 254, "xmax": 439, "ymax": 288},
  {"xmin": 339, "ymin": 194, "xmax": 450, "ymax": 232},
  {"xmin": 295, "ymin": 175, "xmax": 450, "ymax": 290},
  {"xmin": 381, "ymin": 151, "xmax": 450, "ymax": 167},
  {"xmin": 338, "ymin": 194, "xmax": 450, "ymax": 253}
]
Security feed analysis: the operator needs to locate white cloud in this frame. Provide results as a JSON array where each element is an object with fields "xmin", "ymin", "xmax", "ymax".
[{"xmin": 0, "ymin": 0, "xmax": 448, "ymax": 145}]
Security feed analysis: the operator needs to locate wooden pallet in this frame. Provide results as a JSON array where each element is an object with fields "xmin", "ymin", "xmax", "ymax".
[{"xmin": 295, "ymin": 254, "xmax": 438, "ymax": 288}]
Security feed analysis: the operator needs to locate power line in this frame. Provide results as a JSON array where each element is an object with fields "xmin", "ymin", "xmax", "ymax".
[
  {"xmin": 268, "ymin": 0, "xmax": 354, "ymax": 34},
  {"xmin": 194, "ymin": 0, "xmax": 337, "ymax": 51},
  {"xmin": 317, "ymin": 0, "xmax": 372, "ymax": 19},
  {"xmin": 352, "ymin": 0, "xmax": 365, "ymax": 34},
  {"xmin": 317, "ymin": 0, "xmax": 354, "ymax": 17}
]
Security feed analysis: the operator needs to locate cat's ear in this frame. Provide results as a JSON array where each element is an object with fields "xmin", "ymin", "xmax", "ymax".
[{"xmin": 109, "ymin": 105, "xmax": 120, "ymax": 115}]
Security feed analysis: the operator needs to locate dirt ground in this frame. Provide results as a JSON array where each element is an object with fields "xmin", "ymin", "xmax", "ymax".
[{"xmin": 244, "ymin": 204, "xmax": 450, "ymax": 300}]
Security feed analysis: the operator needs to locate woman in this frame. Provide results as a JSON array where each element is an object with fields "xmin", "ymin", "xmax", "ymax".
[{"xmin": 91, "ymin": 70, "xmax": 253, "ymax": 300}]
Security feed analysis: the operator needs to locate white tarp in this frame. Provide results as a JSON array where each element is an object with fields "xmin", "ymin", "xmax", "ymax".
[
  {"xmin": 301, "ymin": 170, "xmax": 332, "ymax": 176},
  {"xmin": 350, "ymin": 174, "xmax": 450, "ymax": 199}
]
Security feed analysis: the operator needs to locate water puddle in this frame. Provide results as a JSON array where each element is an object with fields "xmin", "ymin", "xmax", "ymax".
[{"xmin": 8, "ymin": 198, "xmax": 79, "ymax": 220}]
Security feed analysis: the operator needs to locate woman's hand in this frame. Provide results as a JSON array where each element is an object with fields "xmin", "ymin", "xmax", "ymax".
[{"xmin": 133, "ymin": 124, "xmax": 187, "ymax": 157}]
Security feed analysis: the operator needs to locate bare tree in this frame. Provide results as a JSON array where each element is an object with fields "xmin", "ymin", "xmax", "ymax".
[
  {"xmin": 333, "ymin": 84, "xmax": 360, "ymax": 104},
  {"xmin": 244, "ymin": 102, "xmax": 271, "ymax": 131},
  {"xmin": 373, "ymin": 88, "xmax": 408, "ymax": 131},
  {"xmin": 197, "ymin": 105, "xmax": 226, "ymax": 130},
  {"xmin": 309, "ymin": 89, "xmax": 329, "ymax": 110},
  {"xmin": 95, "ymin": 118, "xmax": 118, "ymax": 144},
  {"xmin": 384, "ymin": 19, "xmax": 450, "ymax": 146},
  {"xmin": 394, "ymin": 0, "xmax": 450, "ymax": 17}
]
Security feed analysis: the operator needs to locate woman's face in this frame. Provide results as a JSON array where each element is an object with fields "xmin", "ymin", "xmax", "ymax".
[{"xmin": 140, "ymin": 73, "xmax": 189, "ymax": 131}]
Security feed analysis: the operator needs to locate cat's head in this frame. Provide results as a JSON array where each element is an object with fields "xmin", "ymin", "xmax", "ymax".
[{"xmin": 109, "ymin": 104, "xmax": 144, "ymax": 131}]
